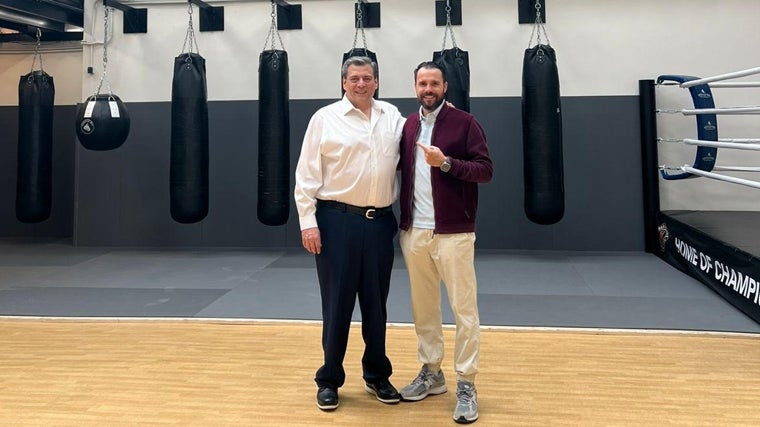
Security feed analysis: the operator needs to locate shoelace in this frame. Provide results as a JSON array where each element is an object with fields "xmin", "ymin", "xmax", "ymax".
[
  {"xmin": 411, "ymin": 370, "xmax": 430, "ymax": 386},
  {"xmin": 457, "ymin": 385, "xmax": 475, "ymax": 403}
]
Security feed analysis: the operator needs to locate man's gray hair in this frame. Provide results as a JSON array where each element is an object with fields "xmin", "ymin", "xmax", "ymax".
[{"xmin": 341, "ymin": 56, "xmax": 378, "ymax": 79}]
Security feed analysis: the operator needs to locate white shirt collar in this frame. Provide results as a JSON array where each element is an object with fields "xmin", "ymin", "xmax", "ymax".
[
  {"xmin": 418, "ymin": 101, "xmax": 445, "ymax": 124},
  {"xmin": 340, "ymin": 95, "xmax": 382, "ymax": 116}
]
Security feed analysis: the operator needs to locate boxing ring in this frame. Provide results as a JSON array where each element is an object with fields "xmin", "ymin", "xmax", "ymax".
[{"xmin": 640, "ymin": 67, "xmax": 760, "ymax": 324}]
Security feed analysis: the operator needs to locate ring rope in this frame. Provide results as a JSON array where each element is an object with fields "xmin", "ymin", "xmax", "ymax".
[
  {"xmin": 679, "ymin": 66, "xmax": 760, "ymax": 88},
  {"xmin": 655, "ymin": 73, "xmax": 760, "ymax": 183},
  {"xmin": 680, "ymin": 166, "xmax": 760, "ymax": 189},
  {"xmin": 656, "ymin": 74, "xmax": 718, "ymax": 180},
  {"xmin": 660, "ymin": 138, "xmax": 760, "ymax": 151},
  {"xmin": 657, "ymin": 106, "xmax": 760, "ymax": 115},
  {"xmin": 658, "ymin": 81, "xmax": 760, "ymax": 88},
  {"xmin": 658, "ymin": 165, "xmax": 760, "ymax": 173},
  {"xmin": 708, "ymin": 82, "xmax": 760, "ymax": 88},
  {"xmin": 712, "ymin": 166, "xmax": 760, "ymax": 172}
]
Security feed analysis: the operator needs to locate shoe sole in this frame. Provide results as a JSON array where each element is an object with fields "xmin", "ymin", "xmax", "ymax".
[
  {"xmin": 453, "ymin": 414, "xmax": 478, "ymax": 424},
  {"xmin": 317, "ymin": 402, "xmax": 339, "ymax": 411},
  {"xmin": 400, "ymin": 385, "xmax": 448, "ymax": 402},
  {"xmin": 364, "ymin": 385, "xmax": 401, "ymax": 404}
]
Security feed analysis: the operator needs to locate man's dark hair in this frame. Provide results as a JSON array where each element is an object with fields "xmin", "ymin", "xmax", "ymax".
[{"xmin": 414, "ymin": 61, "xmax": 447, "ymax": 83}]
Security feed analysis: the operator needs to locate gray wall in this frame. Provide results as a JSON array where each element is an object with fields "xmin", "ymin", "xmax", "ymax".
[{"xmin": 0, "ymin": 95, "xmax": 644, "ymax": 250}]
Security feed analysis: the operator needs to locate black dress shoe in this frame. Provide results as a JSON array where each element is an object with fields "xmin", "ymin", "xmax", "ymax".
[
  {"xmin": 317, "ymin": 387, "xmax": 339, "ymax": 410},
  {"xmin": 364, "ymin": 379, "xmax": 401, "ymax": 404}
]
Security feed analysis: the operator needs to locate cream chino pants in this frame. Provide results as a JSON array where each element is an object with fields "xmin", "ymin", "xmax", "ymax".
[{"xmin": 400, "ymin": 227, "xmax": 480, "ymax": 383}]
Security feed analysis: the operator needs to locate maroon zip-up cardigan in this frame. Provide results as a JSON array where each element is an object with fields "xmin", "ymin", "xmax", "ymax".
[{"xmin": 399, "ymin": 103, "xmax": 493, "ymax": 234}]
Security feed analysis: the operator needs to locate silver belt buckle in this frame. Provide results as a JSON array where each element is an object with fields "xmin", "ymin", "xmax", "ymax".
[{"xmin": 365, "ymin": 208, "xmax": 376, "ymax": 219}]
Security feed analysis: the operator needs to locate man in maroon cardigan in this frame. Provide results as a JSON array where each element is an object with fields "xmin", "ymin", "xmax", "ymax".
[{"xmin": 397, "ymin": 61, "xmax": 493, "ymax": 424}]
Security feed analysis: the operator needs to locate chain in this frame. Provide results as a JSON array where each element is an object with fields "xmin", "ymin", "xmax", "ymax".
[
  {"xmin": 94, "ymin": 4, "xmax": 113, "ymax": 98},
  {"xmin": 352, "ymin": 1, "xmax": 368, "ymax": 51},
  {"xmin": 29, "ymin": 28, "xmax": 44, "ymax": 76},
  {"xmin": 26, "ymin": 28, "xmax": 46, "ymax": 86},
  {"xmin": 181, "ymin": 1, "xmax": 199, "ymax": 57},
  {"xmin": 441, "ymin": 0, "xmax": 457, "ymax": 50},
  {"xmin": 262, "ymin": 0, "xmax": 285, "ymax": 53},
  {"xmin": 528, "ymin": 0, "xmax": 550, "ymax": 49}
]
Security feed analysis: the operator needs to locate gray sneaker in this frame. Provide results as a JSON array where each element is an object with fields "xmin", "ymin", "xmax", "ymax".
[
  {"xmin": 453, "ymin": 381, "xmax": 478, "ymax": 424},
  {"xmin": 399, "ymin": 365, "xmax": 447, "ymax": 401}
]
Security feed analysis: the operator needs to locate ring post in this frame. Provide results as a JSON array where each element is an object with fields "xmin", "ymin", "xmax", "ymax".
[{"xmin": 639, "ymin": 79, "xmax": 660, "ymax": 254}]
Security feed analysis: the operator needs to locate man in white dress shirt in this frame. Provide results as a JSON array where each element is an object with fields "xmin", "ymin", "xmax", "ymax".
[{"xmin": 294, "ymin": 56, "xmax": 405, "ymax": 412}]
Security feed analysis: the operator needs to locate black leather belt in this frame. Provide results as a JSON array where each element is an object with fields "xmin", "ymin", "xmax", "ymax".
[{"xmin": 317, "ymin": 200, "xmax": 392, "ymax": 219}]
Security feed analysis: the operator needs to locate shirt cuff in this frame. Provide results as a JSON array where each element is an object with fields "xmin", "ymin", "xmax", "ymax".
[{"xmin": 299, "ymin": 215, "xmax": 318, "ymax": 230}]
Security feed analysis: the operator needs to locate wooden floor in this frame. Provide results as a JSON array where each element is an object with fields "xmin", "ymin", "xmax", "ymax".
[{"xmin": 0, "ymin": 319, "xmax": 759, "ymax": 426}]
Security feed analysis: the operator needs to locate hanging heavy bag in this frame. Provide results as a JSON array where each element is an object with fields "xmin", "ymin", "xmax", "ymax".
[
  {"xmin": 258, "ymin": 49, "xmax": 290, "ymax": 226},
  {"xmin": 16, "ymin": 71, "xmax": 55, "ymax": 223},
  {"xmin": 170, "ymin": 52, "xmax": 209, "ymax": 223},
  {"xmin": 522, "ymin": 44, "xmax": 564, "ymax": 225},
  {"xmin": 341, "ymin": 48, "xmax": 379, "ymax": 99},
  {"xmin": 433, "ymin": 47, "xmax": 470, "ymax": 112},
  {"xmin": 75, "ymin": 94, "xmax": 130, "ymax": 151},
  {"xmin": 75, "ymin": 6, "xmax": 130, "ymax": 151}
]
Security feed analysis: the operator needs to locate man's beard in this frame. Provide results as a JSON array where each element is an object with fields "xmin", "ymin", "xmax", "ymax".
[{"xmin": 419, "ymin": 94, "xmax": 444, "ymax": 111}]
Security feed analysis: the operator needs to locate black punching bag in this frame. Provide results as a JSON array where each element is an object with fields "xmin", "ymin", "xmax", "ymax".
[
  {"xmin": 170, "ymin": 52, "xmax": 209, "ymax": 223},
  {"xmin": 75, "ymin": 94, "xmax": 130, "ymax": 151},
  {"xmin": 342, "ymin": 48, "xmax": 378, "ymax": 99},
  {"xmin": 258, "ymin": 50, "xmax": 290, "ymax": 226},
  {"xmin": 522, "ymin": 44, "xmax": 564, "ymax": 225},
  {"xmin": 16, "ymin": 71, "xmax": 55, "ymax": 223},
  {"xmin": 433, "ymin": 47, "xmax": 470, "ymax": 112}
]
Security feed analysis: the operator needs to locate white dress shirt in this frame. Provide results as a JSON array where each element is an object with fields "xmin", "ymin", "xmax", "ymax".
[
  {"xmin": 294, "ymin": 96, "xmax": 405, "ymax": 230},
  {"xmin": 412, "ymin": 102, "xmax": 444, "ymax": 229}
]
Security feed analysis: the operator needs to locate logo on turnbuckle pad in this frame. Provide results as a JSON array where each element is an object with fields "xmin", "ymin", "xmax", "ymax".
[{"xmin": 657, "ymin": 223, "xmax": 670, "ymax": 252}]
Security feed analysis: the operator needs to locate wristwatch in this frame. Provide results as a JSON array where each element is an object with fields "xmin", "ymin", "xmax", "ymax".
[{"xmin": 440, "ymin": 156, "xmax": 451, "ymax": 173}]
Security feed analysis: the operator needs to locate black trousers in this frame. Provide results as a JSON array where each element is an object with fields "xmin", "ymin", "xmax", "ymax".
[{"xmin": 314, "ymin": 205, "xmax": 397, "ymax": 389}]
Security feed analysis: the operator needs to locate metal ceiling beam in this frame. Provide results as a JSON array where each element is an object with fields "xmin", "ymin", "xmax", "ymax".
[
  {"xmin": 103, "ymin": 0, "xmax": 148, "ymax": 33},
  {"xmin": 0, "ymin": 16, "xmax": 64, "ymax": 33},
  {"xmin": 0, "ymin": 30, "xmax": 83, "ymax": 42},
  {"xmin": 39, "ymin": 0, "xmax": 83, "ymax": 13},
  {"xmin": 188, "ymin": 0, "xmax": 224, "ymax": 31},
  {"xmin": 0, "ymin": 0, "xmax": 84, "ymax": 29}
]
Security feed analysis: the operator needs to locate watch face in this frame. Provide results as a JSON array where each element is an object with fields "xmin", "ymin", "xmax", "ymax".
[{"xmin": 440, "ymin": 160, "xmax": 451, "ymax": 172}]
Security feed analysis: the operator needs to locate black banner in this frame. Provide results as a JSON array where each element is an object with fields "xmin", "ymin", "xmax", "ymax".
[{"xmin": 657, "ymin": 213, "xmax": 760, "ymax": 323}]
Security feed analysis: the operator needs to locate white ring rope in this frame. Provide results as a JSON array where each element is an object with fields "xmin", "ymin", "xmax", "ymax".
[
  {"xmin": 679, "ymin": 66, "xmax": 760, "ymax": 88},
  {"xmin": 713, "ymin": 138, "xmax": 760, "ymax": 143},
  {"xmin": 680, "ymin": 166, "xmax": 760, "ymax": 190},
  {"xmin": 662, "ymin": 165, "xmax": 760, "ymax": 173},
  {"xmin": 712, "ymin": 166, "xmax": 760, "ymax": 172},
  {"xmin": 708, "ymin": 82, "xmax": 760, "ymax": 88},
  {"xmin": 659, "ymin": 139, "xmax": 760, "ymax": 179},
  {"xmin": 660, "ymin": 138, "xmax": 760, "ymax": 154},
  {"xmin": 657, "ymin": 106, "xmax": 760, "ymax": 115},
  {"xmin": 657, "ymin": 81, "xmax": 760, "ymax": 88},
  {"xmin": 657, "ymin": 68, "xmax": 760, "ymax": 187},
  {"xmin": 661, "ymin": 137, "xmax": 760, "ymax": 144}
]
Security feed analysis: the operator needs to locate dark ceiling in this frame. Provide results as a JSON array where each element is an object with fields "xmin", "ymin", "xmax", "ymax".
[{"xmin": 0, "ymin": 0, "xmax": 84, "ymax": 42}]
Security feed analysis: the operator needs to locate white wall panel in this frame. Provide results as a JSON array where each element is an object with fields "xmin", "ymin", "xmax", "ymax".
[
  {"xmin": 1, "ymin": 0, "xmax": 758, "ymax": 102},
  {"xmin": 0, "ymin": 48, "xmax": 82, "ymax": 106}
]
